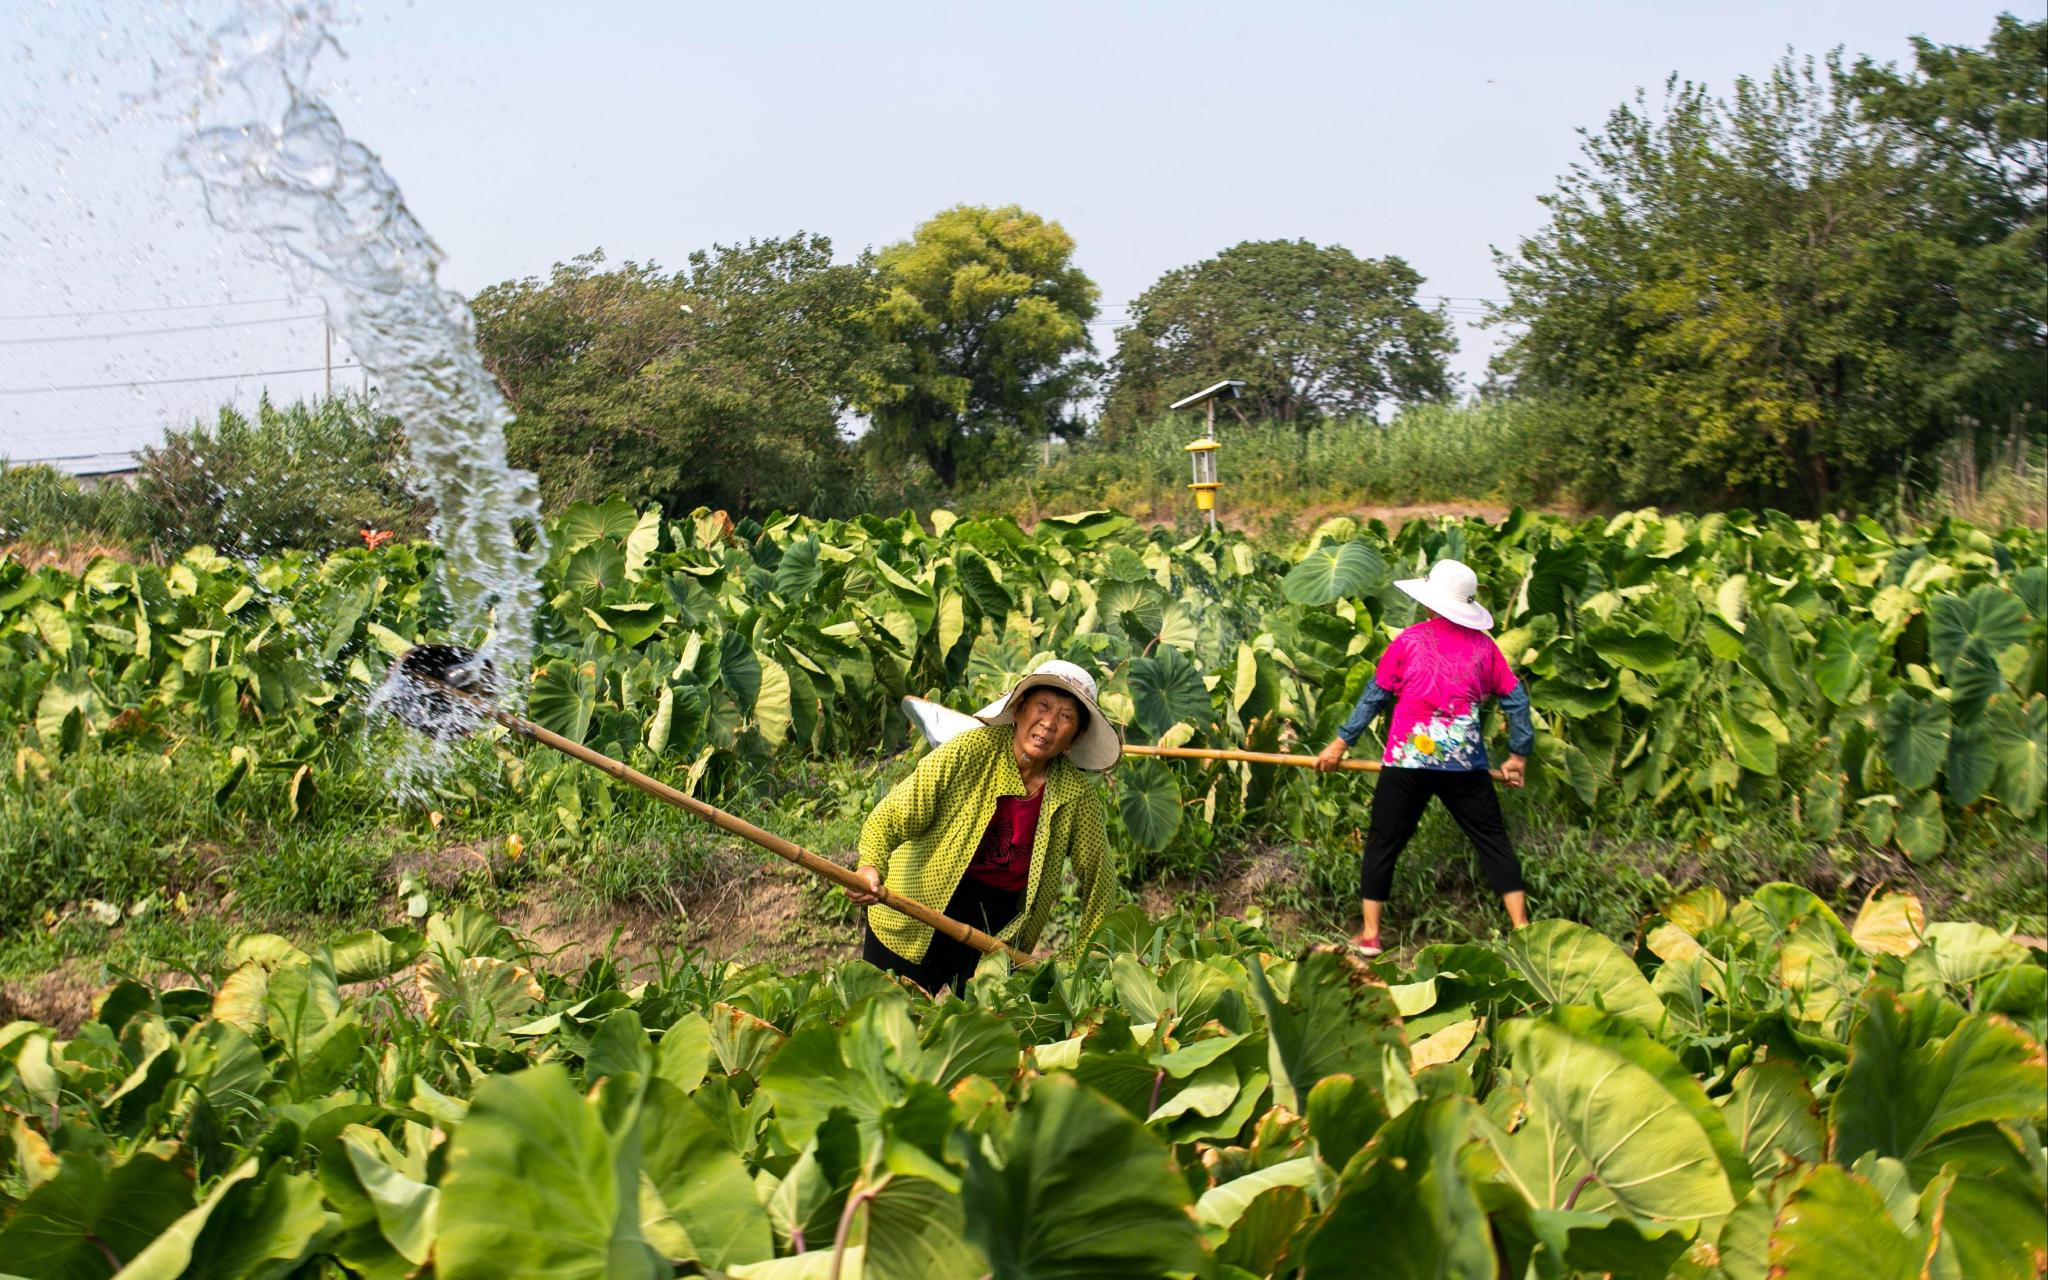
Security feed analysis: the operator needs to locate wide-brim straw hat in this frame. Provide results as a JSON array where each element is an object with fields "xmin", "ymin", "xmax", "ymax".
[
  {"xmin": 976, "ymin": 659, "xmax": 1123, "ymax": 772},
  {"xmin": 1395, "ymin": 559, "xmax": 1494, "ymax": 631}
]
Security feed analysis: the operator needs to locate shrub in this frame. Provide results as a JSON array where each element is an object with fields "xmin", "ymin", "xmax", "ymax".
[{"xmin": 135, "ymin": 394, "xmax": 429, "ymax": 557}]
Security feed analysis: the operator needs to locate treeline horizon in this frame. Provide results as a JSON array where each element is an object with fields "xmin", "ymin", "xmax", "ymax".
[{"xmin": 4, "ymin": 15, "xmax": 2041, "ymax": 543}]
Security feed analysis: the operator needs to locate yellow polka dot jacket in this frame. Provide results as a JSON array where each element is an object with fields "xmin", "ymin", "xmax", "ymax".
[{"xmin": 857, "ymin": 724, "xmax": 1114, "ymax": 964}]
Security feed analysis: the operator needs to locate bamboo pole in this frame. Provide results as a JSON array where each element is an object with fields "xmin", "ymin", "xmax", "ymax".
[
  {"xmin": 424, "ymin": 680, "xmax": 1032, "ymax": 965},
  {"xmin": 1123, "ymin": 742, "xmax": 1506, "ymax": 782}
]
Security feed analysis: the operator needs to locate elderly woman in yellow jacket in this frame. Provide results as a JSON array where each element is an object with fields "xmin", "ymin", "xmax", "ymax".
[{"xmin": 847, "ymin": 660, "xmax": 1122, "ymax": 995}]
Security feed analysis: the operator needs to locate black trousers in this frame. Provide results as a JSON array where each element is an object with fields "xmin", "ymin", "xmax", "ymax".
[
  {"xmin": 862, "ymin": 874, "xmax": 1021, "ymax": 996},
  {"xmin": 1360, "ymin": 768, "xmax": 1524, "ymax": 901}
]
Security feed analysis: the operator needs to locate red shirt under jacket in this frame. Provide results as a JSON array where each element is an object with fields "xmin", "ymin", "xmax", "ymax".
[{"xmin": 964, "ymin": 787, "xmax": 1044, "ymax": 891}]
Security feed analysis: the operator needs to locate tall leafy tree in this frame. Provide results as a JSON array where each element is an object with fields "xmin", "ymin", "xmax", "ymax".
[
  {"xmin": 473, "ymin": 237, "xmax": 883, "ymax": 516},
  {"xmin": 857, "ymin": 205, "xmax": 1098, "ymax": 488},
  {"xmin": 1492, "ymin": 20, "xmax": 2045, "ymax": 514},
  {"xmin": 1102, "ymin": 240, "xmax": 1455, "ymax": 434},
  {"xmin": 1849, "ymin": 16, "xmax": 2047, "ymax": 446}
]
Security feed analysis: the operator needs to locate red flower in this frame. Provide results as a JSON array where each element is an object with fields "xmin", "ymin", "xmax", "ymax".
[{"xmin": 361, "ymin": 528, "xmax": 395, "ymax": 550}]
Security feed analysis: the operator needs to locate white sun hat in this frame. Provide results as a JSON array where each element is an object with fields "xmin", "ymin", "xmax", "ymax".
[
  {"xmin": 976, "ymin": 659, "xmax": 1124, "ymax": 772},
  {"xmin": 1395, "ymin": 559, "xmax": 1494, "ymax": 631}
]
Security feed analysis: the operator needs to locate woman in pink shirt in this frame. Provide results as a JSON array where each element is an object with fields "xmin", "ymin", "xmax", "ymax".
[{"xmin": 1314, "ymin": 559, "xmax": 1534, "ymax": 956}]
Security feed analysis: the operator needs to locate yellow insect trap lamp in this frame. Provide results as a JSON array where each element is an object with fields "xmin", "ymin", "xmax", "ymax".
[
  {"xmin": 1185, "ymin": 436, "xmax": 1221, "ymax": 517},
  {"xmin": 1170, "ymin": 379, "xmax": 1243, "ymax": 530}
]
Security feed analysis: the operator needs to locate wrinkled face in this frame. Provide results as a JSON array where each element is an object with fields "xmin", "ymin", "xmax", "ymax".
[{"xmin": 1012, "ymin": 688, "xmax": 1084, "ymax": 768}]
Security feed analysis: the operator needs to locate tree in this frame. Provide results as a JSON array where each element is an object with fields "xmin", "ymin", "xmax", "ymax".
[
  {"xmin": 1491, "ymin": 21, "xmax": 2045, "ymax": 514},
  {"xmin": 1849, "ymin": 16, "xmax": 2047, "ymax": 449},
  {"xmin": 856, "ymin": 205, "xmax": 1098, "ymax": 488},
  {"xmin": 1102, "ymin": 240, "xmax": 1455, "ymax": 434},
  {"xmin": 473, "ymin": 237, "xmax": 883, "ymax": 516}
]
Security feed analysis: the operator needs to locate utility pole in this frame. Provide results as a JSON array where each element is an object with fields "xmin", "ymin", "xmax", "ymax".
[{"xmin": 323, "ymin": 321, "xmax": 333, "ymax": 398}]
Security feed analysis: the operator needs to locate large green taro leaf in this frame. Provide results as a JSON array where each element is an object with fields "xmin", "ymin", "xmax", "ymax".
[
  {"xmin": 960, "ymin": 1074, "xmax": 1206, "ymax": 1280},
  {"xmin": 1725, "ymin": 1060, "xmax": 1825, "ymax": 1180},
  {"xmin": 1585, "ymin": 623, "xmax": 1678, "ymax": 674},
  {"xmin": 561, "ymin": 542, "xmax": 628, "ymax": 600},
  {"xmin": 1115, "ymin": 760, "xmax": 1183, "ymax": 852},
  {"xmin": 1827, "ymin": 986, "xmax": 2047, "ymax": 1170},
  {"xmin": 756, "ymin": 997, "xmax": 1001, "ymax": 1147},
  {"xmin": 530, "ymin": 657, "xmax": 600, "ymax": 743},
  {"xmin": 861, "ymin": 1166, "xmax": 988, "ymax": 1280},
  {"xmin": 1718, "ymin": 700, "xmax": 1780, "ymax": 776},
  {"xmin": 324, "ymin": 926, "xmax": 425, "ymax": 984},
  {"xmin": 1928, "ymin": 585, "xmax": 2031, "ymax": 676},
  {"xmin": 1987, "ymin": 693, "xmax": 2047, "ymax": 818},
  {"xmin": 1924, "ymin": 1153, "xmax": 2048, "ymax": 1280},
  {"xmin": 1126, "ymin": 644, "xmax": 1211, "ymax": 738},
  {"xmin": 773, "ymin": 537, "xmax": 822, "ymax": 599},
  {"xmin": 1814, "ymin": 617, "xmax": 1880, "ymax": 705},
  {"xmin": 592, "ymin": 599, "xmax": 668, "ymax": 648},
  {"xmin": 35, "ymin": 670, "xmax": 104, "ymax": 749},
  {"xmin": 1244, "ymin": 949, "xmax": 1409, "ymax": 1113},
  {"xmin": 637, "ymin": 1079, "xmax": 773, "ymax": 1269},
  {"xmin": 1765, "ymin": 1164, "xmax": 1924, "ymax": 1279},
  {"xmin": 1904, "ymin": 921, "xmax": 2031, "ymax": 992},
  {"xmin": 1498, "ymin": 919, "xmax": 1672, "ymax": 1032},
  {"xmin": 1878, "ymin": 690, "xmax": 1950, "ymax": 792},
  {"xmin": 1282, "ymin": 541, "xmax": 1387, "ymax": 606},
  {"xmin": 954, "ymin": 550, "xmax": 1014, "ymax": 620},
  {"xmin": 436, "ymin": 1065, "xmax": 660, "ymax": 1280},
  {"xmin": 1302, "ymin": 1096, "xmax": 1494, "ymax": 1280},
  {"xmin": 1893, "ymin": 790, "xmax": 1946, "ymax": 860},
  {"xmin": 557, "ymin": 498, "xmax": 639, "ymax": 553},
  {"xmin": 717, "ymin": 631, "xmax": 762, "ymax": 714},
  {"xmin": 1943, "ymin": 715, "xmax": 1998, "ymax": 807},
  {"xmin": 1496, "ymin": 1007, "xmax": 1751, "ymax": 1223},
  {"xmin": 164, "ymin": 1163, "xmax": 338, "ymax": 1280},
  {"xmin": 0, "ymin": 1152, "xmax": 192, "ymax": 1280},
  {"xmin": 331, "ymin": 1130, "xmax": 434, "ymax": 1270}
]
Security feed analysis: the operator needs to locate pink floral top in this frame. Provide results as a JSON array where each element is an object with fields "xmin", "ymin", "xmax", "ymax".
[{"xmin": 1337, "ymin": 617, "xmax": 1534, "ymax": 770}]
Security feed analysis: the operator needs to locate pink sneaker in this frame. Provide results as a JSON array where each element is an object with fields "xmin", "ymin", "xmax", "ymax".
[{"xmin": 1350, "ymin": 935, "xmax": 1383, "ymax": 958}]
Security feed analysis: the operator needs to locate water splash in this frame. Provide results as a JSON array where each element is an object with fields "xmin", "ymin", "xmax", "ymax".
[{"xmin": 166, "ymin": 1, "xmax": 545, "ymax": 678}]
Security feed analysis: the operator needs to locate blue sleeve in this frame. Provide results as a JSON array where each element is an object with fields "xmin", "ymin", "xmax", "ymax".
[
  {"xmin": 1498, "ymin": 680, "xmax": 1536, "ymax": 757},
  {"xmin": 1336, "ymin": 677, "xmax": 1395, "ymax": 746}
]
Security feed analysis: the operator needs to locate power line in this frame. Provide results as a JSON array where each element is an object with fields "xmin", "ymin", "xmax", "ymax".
[
  {"xmin": 0, "ymin": 362, "xmax": 361, "ymax": 397},
  {"xmin": 0, "ymin": 313, "xmax": 324, "ymax": 347},
  {"xmin": 0, "ymin": 295, "xmax": 301, "ymax": 323}
]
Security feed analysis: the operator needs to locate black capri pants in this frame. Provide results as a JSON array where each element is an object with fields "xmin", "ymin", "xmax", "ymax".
[
  {"xmin": 1360, "ymin": 768, "xmax": 1524, "ymax": 900},
  {"xmin": 862, "ymin": 874, "xmax": 1021, "ymax": 997}
]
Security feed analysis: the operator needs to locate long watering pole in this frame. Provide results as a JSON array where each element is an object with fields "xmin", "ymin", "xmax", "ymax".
[
  {"xmin": 898, "ymin": 695, "xmax": 1508, "ymax": 782},
  {"xmin": 1123, "ymin": 742, "xmax": 1507, "ymax": 781},
  {"xmin": 427, "ymin": 680, "xmax": 1033, "ymax": 965}
]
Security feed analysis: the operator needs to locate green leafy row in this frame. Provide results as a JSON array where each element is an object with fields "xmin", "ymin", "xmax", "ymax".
[
  {"xmin": 3, "ymin": 503, "xmax": 2042, "ymax": 879},
  {"xmin": 2, "ymin": 883, "xmax": 2041, "ymax": 1277}
]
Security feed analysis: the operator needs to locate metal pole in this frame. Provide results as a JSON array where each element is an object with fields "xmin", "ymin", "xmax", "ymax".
[
  {"xmin": 1204, "ymin": 400, "xmax": 1217, "ymax": 529},
  {"xmin": 323, "ymin": 323, "xmax": 333, "ymax": 398}
]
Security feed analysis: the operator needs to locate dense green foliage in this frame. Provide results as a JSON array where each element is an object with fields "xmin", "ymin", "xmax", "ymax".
[
  {"xmin": 472, "ymin": 241, "xmax": 886, "ymax": 517},
  {"xmin": 1493, "ymin": 17, "xmax": 2046, "ymax": 514},
  {"xmin": 856, "ymin": 205, "xmax": 1100, "ymax": 489},
  {"xmin": 1, "ymin": 885, "xmax": 2041, "ymax": 1277},
  {"xmin": 2, "ymin": 504, "xmax": 2042, "ymax": 940},
  {"xmin": 973, "ymin": 403, "xmax": 1551, "ymax": 526},
  {"xmin": 1102, "ymin": 240, "xmax": 1456, "ymax": 435},
  {"xmin": 0, "ymin": 398, "xmax": 423, "ymax": 557}
]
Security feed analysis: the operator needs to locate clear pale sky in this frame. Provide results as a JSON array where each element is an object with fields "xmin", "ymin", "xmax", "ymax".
[{"xmin": 0, "ymin": 0, "xmax": 2012, "ymax": 470}]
